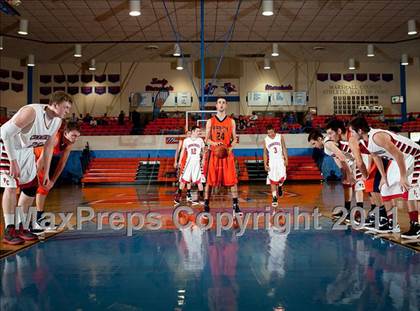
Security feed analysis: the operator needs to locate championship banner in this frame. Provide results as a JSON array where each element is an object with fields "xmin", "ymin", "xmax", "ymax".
[
  {"xmin": 270, "ymin": 92, "xmax": 292, "ymax": 106},
  {"xmin": 247, "ymin": 92, "xmax": 269, "ymax": 106},
  {"xmin": 176, "ymin": 92, "xmax": 192, "ymax": 106},
  {"xmin": 293, "ymin": 92, "xmax": 307, "ymax": 105}
]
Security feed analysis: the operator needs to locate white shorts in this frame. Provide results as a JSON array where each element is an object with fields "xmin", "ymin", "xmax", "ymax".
[
  {"xmin": 266, "ymin": 160, "xmax": 286, "ymax": 185},
  {"xmin": 180, "ymin": 161, "xmax": 204, "ymax": 184},
  {"xmin": 0, "ymin": 148, "xmax": 36, "ymax": 188},
  {"xmin": 380, "ymin": 156, "xmax": 415, "ymax": 201}
]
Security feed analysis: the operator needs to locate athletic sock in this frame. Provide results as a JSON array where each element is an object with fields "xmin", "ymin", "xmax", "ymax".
[
  {"xmin": 370, "ymin": 204, "xmax": 376, "ymax": 212},
  {"xmin": 378, "ymin": 205, "xmax": 387, "ymax": 218},
  {"xmin": 187, "ymin": 190, "xmax": 191, "ymax": 196},
  {"xmin": 409, "ymin": 211, "xmax": 419, "ymax": 222},
  {"xmin": 37, "ymin": 211, "xmax": 44, "ymax": 221},
  {"xmin": 272, "ymin": 191, "xmax": 277, "ymax": 198},
  {"xmin": 344, "ymin": 201, "xmax": 351, "ymax": 212},
  {"xmin": 356, "ymin": 202, "xmax": 363, "ymax": 209},
  {"xmin": 233, "ymin": 198, "xmax": 238, "ymax": 205},
  {"xmin": 4, "ymin": 214, "xmax": 15, "ymax": 227},
  {"xmin": 177, "ymin": 189, "xmax": 182, "ymax": 195}
]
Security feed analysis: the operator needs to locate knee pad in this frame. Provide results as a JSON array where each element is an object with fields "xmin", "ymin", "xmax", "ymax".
[{"xmin": 21, "ymin": 186, "xmax": 38, "ymax": 197}]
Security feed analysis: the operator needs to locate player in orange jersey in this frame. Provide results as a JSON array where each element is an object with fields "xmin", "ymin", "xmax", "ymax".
[{"xmin": 204, "ymin": 97, "xmax": 241, "ymax": 215}]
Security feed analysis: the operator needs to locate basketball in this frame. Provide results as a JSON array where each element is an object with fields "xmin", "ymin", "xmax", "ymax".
[{"xmin": 214, "ymin": 144, "xmax": 228, "ymax": 159}]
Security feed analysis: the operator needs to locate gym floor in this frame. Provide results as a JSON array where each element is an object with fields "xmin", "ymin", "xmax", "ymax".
[{"xmin": 0, "ymin": 183, "xmax": 419, "ymax": 310}]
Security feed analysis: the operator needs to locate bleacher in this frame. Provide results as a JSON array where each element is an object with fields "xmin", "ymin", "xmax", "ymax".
[
  {"xmin": 82, "ymin": 156, "xmax": 322, "ymax": 184},
  {"xmin": 143, "ymin": 118, "xmax": 185, "ymax": 135},
  {"xmin": 80, "ymin": 117, "xmax": 132, "ymax": 136},
  {"xmin": 312, "ymin": 115, "xmax": 388, "ymax": 129}
]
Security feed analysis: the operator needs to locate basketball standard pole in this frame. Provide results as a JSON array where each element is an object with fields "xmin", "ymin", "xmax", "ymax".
[{"xmin": 200, "ymin": 0, "xmax": 205, "ymax": 112}]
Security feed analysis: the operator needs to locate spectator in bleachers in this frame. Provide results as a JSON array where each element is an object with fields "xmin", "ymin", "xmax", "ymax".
[
  {"xmin": 131, "ymin": 109, "xmax": 141, "ymax": 134},
  {"xmin": 287, "ymin": 112, "xmax": 296, "ymax": 124},
  {"xmin": 249, "ymin": 111, "xmax": 258, "ymax": 121},
  {"xmin": 281, "ymin": 122, "xmax": 288, "ymax": 131},
  {"xmin": 83, "ymin": 113, "xmax": 93, "ymax": 123},
  {"xmin": 238, "ymin": 116, "xmax": 246, "ymax": 131},
  {"xmin": 159, "ymin": 110, "xmax": 168, "ymax": 119},
  {"xmin": 98, "ymin": 113, "xmax": 108, "ymax": 126},
  {"xmin": 378, "ymin": 111, "xmax": 385, "ymax": 123},
  {"xmin": 304, "ymin": 111, "xmax": 313, "ymax": 128},
  {"xmin": 408, "ymin": 112, "xmax": 416, "ymax": 122},
  {"xmin": 118, "ymin": 110, "xmax": 126, "ymax": 125},
  {"xmin": 90, "ymin": 118, "xmax": 97, "ymax": 127}
]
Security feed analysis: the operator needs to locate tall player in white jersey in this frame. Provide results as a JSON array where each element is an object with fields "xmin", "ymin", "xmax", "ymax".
[
  {"xmin": 349, "ymin": 117, "xmax": 420, "ymax": 239},
  {"xmin": 0, "ymin": 91, "xmax": 72, "ymax": 245},
  {"xmin": 263, "ymin": 124, "xmax": 288, "ymax": 207},
  {"xmin": 174, "ymin": 126, "xmax": 205, "ymax": 205}
]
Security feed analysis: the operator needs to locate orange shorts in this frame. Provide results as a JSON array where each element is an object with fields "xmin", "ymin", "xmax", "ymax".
[{"xmin": 206, "ymin": 152, "xmax": 237, "ymax": 187}]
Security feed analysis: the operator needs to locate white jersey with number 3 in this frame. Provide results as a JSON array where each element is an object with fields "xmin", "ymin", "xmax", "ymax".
[{"xmin": 265, "ymin": 134, "xmax": 284, "ymax": 165}]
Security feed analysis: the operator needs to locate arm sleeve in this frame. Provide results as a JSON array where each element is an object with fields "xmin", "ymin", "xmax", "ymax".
[{"xmin": 0, "ymin": 121, "xmax": 21, "ymax": 161}]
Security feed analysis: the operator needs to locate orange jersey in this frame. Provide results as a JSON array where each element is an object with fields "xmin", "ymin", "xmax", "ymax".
[
  {"xmin": 34, "ymin": 131, "xmax": 70, "ymax": 160},
  {"xmin": 210, "ymin": 115, "xmax": 233, "ymax": 148}
]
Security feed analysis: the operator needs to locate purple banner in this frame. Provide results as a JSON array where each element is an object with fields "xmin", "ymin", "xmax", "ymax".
[
  {"xmin": 81, "ymin": 74, "xmax": 93, "ymax": 83},
  {"xmin": 95, "ymin": 75, "xmax": 106, "ymax": 83},
  {"xmin": 40, "ymin": 75, "xmax": 52, "ymax": 84},
  {"xmin": 108, "ymin": 86, "xmax": 120, "ymax": 94},
  {"xmin": 53, "ymin": 86, "xmax": 66, "ymax": 92},
  {"xmin": 330, "ymin": 73, "xmax": 341, "ymax": 82},
  {"xmin": 81, "ymin": 86, "xmax": 93, "ymax": 95},
  {"xmin": 11, "ymin": 83, "xmax": 23, "ymax": 92},
  {"xmin": 54, "ymin": 75, "xmax": 66, "ymax": 84},
  {"xmin": 12, "ymin": 71, "xmax": 23, "ymax": 80},
  {"xmin": 382, "ymin": 73, "xmax": 393, "ymax": 82},
  {"xmin": 343, "ymin": 73, "xmax": 354, "ymax": 82},
  {"xmin": 95, "ymin": 86, "xmax": 106, "ymax": 95},
  {"xmin": 108, "ymin": 74, "xmax": 120, "ymax": 83},
  {"xmin": 0, "ymin": 81, "xmax": 9, "ymax": 91},
  {"xmin": 369, "ymin": 73, "xmax": 380, "ymax": 82},
  {"xmin": 67, "ymin": 75, "xmax": 79, "ymax": 84},
  {"xmin": 67, "ymin": 86, "xmax": 79, "ymax": 95},
  {"xmin": 40, "ymin": 87, "xmax": 52, "ymax": 96},
  {"xmin": 0, "ymin": 69, "xmax": 9, "ymax": 79},
  {"xmin": 356, "ymin": 73, "xmax": 367, "ymax": 82},
  {"xmin": 317, "ymin": 73, "xmax": 328, "ymax": 82}
]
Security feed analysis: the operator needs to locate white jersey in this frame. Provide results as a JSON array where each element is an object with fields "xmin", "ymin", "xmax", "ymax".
[
  {"xmin": 10, "ymin": 104, "xmax": 62, "ymax": 150},
  {"xmin": 367, "ymin": 128, "xmax": 420, "ymax": 160},
  {"xmin": 182, "ymin": 137, "xmax": 204, "ymax": 163},
  {"xmin": 265, "ymin": 134, "xmax": 284, "ymax": 164}
]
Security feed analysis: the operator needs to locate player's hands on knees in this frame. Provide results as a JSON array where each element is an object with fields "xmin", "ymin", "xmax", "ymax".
[
  {"xmin": 400, "ymin": 177, "xmax": 411, "ymax": 192},
  {"xmin": 44, "ymin": 180, "xmax": 54, "ymax": 191},
  {"xmin": 9, "ymin": 160, "xmax": 20, "ymax": 179},
  {"xmin": 42, "ymin": 175, "xmax": 50, "ymax": 187}
]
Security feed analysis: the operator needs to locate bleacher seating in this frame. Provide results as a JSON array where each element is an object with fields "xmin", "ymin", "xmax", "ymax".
[
  {"xmin": 80, "ymin": 117, "xmax": 132, "ymax": 136},
  {"xmin": 143, "ymin": 118, "xmax": 185, "ymax": 135},
  {"xmin": 82, "ymin": 156, "xmax": 322, "ymax": 184}
]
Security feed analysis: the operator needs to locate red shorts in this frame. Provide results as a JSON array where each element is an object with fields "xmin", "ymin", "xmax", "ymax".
[{"xmin": 206, "ymin": 152, "xmax": 237, "ymax": 187}]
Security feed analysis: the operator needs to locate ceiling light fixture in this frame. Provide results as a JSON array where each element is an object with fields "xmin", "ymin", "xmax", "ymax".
[
  {"xmin": 176, "ymin": 58, "xmax": 183, "ymax": 70},
  {"xmin": 262, "ymin": 0, "xmax": 273, "ymax": 16},
  {"xmin": 173, "ymin": 43, "xmax": 181, "ymax": 57},
  {"xmin": 27, "ymin": 54, "xmax": 35, "ymax": 67},
  {"xmin": 367, "ymin": 44, "xmax": 375, "ymax": 57},
  {"xmin": 74, "ymin": 44, "xmax": 82, "ymax": 57},
  {"xmin": 408, "ymin": 19, "xmax": 417, "ymax": 35},
  {"xmin": 0, "ymin": 36, "xmax": 3, "ymax": 50},
  {"xmin": 18, "ymin": 19, "xmax": 28, "ymax": 35},
  {"xmin": 348, "ymin": 58, "xmax": 356, "ymax": 70},
  {"xmin": 401, "ymin": 54, "xmax": 409, "ymax": 66},
  {"xmin": 264, "ymin": 57, "xmax": 271, "ymax": 70},
  {"xmin": 89, "ymin": 59, "xmax": 96, "ymax": 71},
  {"xmin": 271, "ymin": 43, "xmax": 279, "ymax": 56},
  {"xmin": 129, "ymin": 0, "xmax": 141, "ymax": 17}
]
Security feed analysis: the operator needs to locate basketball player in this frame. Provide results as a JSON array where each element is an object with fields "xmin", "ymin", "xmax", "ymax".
[
  {"xmin": 349, "ymin": 117, "xmax": 420, "ymax": 239},
  {"xmin": 204, "ymin": 97, "xmax": 241, "ymax": 215},
  {"xmin": 174, "ymin": 130, "xmax": 192, "ymax": 201},
  {"xmin": 0, "ymin": 91, "xmax": 72, "ymax": 245},
  {"xmin": 263, "ymin": 124, "xmax": 288, "ymax": 207},
  {"xmin": 31, "ymin": 121, "xmax": 81, "ymax": 232},
  {"xmin": 174, "ymin": 126, "xmax": 205, "ymax": 205},
  {"xmin": 308, "ymin": 128, "xmax": 359, "ymax": 219}
]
